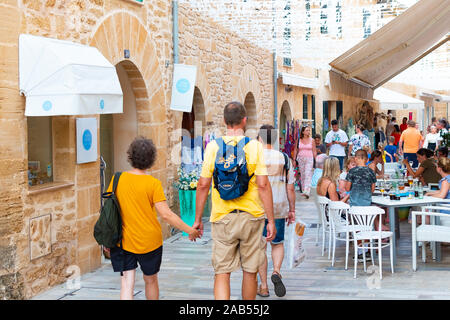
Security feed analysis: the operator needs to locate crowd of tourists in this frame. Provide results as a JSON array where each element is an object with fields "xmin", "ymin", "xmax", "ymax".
[
  {"xmin": 296, "ymin": 116, "xmax": 450, "ymax": 200},
  {"xmin": 98, "ymin": 101, "xmax": 450, "ymax": 301}
]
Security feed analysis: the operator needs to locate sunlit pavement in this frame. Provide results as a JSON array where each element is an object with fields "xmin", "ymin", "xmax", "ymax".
[{"xmin": 33, "ymin": 193, "xmax": 450, "ymax": 300}]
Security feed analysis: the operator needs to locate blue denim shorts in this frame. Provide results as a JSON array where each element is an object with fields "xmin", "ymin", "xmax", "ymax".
[{"xmin": 262, "ymin": 218, "xmax": 286, "ymax": 244}]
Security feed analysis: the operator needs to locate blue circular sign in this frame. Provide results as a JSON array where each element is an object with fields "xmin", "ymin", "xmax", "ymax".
[
  {"xmin": 42, "ymin": 101, "xmax": 52, "ymax": 111},
  {"xmin": 100, "ymin": 99, "xmax": 105, "ymax": 110},
  {"xmin": 176, "ymin": 78, "xmax": 190, "ymax": 94},
  {"xmin": 82, "ymin": 130, "xmax": 92, "ymax": 151}
]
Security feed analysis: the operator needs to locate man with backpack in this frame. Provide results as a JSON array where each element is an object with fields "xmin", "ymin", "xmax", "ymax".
[
  {"xmin": 256, "ymin": 125, "xmax": 296, "ymax": 298},
  {"xmin": 193, "ymin": 101, "xmax": 276, "ymax": 300}
]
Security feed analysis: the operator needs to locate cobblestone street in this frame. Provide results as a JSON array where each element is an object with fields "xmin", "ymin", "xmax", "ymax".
[{"xmin": 34, "ymin": 194, "xmax": 450, "ymax": 300}]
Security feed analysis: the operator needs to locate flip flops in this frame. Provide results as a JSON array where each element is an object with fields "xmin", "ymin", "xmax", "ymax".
[
  {"xmin": 271, "ymin": 272, "xmax": 286, "ymax": 297},
  {"xmin": 257, "ymin": 285, "xmax": 269, "ymax": 298}
]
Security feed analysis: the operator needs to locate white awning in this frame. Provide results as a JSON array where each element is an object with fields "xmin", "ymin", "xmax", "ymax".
[
  {"xmin": 420, "ymin": 91, "xmax": 450, "ymax": 103},
  {"xmin": 19, "ymin": 34, "xmax": 123, "ymax": 116},
  {"xmin": 374, "ymin": 87, "xmax": 424, "ymax": 110},
  {"xmin": 279, "ymin": 72, "xmax": 319, "ymax": 89},
  {"xmin": 329, "ymin": 0, "xmax": 450, "ymax": 91}
]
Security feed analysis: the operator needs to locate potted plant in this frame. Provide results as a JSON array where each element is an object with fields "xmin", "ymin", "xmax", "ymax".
[{"xmin": 174, "ymin": 165, "xmax": 211, "ymax": 235}]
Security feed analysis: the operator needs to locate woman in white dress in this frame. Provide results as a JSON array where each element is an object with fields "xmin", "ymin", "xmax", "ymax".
[{"xmin": 423, "ymin": 125, "xmax": 440, "ymax": 153}]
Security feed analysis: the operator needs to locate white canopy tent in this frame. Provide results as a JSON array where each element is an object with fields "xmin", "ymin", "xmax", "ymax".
[
  {"xmin": 374, "ymin": 87, "xmax": 425, "ymax": 130},
  {"xmin": 19, "ymin": 34, "xmax": 123, "ymax": 116},
  {"xmin": 374, "ymin": 87, "xmax": 424, "ymax": 111}
]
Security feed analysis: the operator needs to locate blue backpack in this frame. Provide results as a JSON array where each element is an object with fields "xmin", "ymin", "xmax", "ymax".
[{"xmin": 213, "ymin": 137, "xmax": 254, "ymax": 200}]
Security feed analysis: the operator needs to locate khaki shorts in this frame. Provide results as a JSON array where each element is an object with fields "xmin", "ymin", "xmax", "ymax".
[{"xmin": 211, "ymin": 210, "xmax": 266, "ymax": 274}]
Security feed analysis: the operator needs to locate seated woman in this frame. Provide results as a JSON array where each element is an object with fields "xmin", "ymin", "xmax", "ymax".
[
  {"xmin": 426, "ymin": 157, "xmax": 450, "ymax": 202},
  {"xmin": 317, "ymin": 157, "xmax": 349, "ymax": 202},
  {"xmin": 367, "ymin": 150, "xmax": 385, "ymax": 179},
  {"xmin": 402, "ymin": 148, "xmax": 441, "ymax": 186},
  {"xmin": 311, "ymin": 153, "xmax": 328, "ymax": 188}
]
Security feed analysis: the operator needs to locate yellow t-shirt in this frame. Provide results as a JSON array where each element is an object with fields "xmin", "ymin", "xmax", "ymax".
[
  {"xmin": 107, "ymin": 172, "xmax": 166, "ymax": 254},
  {"xmin": 400, "ymin": 128, "xmax": 423, "ymax": 154},
  {"xmin": 200, "ymin": 136, "xmax": 268, "ymax": 222}
]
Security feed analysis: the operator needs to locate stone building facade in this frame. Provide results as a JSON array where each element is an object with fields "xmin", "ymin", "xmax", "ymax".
[{"xmin": 0, "ymin": 0, "xmax": 274, "ymax": 299}]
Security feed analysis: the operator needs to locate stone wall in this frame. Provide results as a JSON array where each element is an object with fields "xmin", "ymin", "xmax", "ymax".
[
  {"xmin": 0, "ymin": 0, "xmax": 276, "ymax": 300},
  {"xmin": 0, "ymin": 0, "xmax": 174, "ymax": 299},
  {"xmin": 176, "ymin": 3, "xmax": 274, "ymax": 138}
]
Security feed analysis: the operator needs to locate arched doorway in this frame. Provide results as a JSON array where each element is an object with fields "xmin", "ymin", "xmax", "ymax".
[
  {"xmin": 100, "ymin": 61, "xmax": 140, "ymax": 186},
  {"xmin": 181, "ymin": 87, "xmax": 206, "ymax": 167},
  {"xmin": 244, "ymin": 92, "xmax": 258, "ymax": 139},
  {"xmin": 279, "ymin": 100, "xmax": 292, "ymax": 150}
]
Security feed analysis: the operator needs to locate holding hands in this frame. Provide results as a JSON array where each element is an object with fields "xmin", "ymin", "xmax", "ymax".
[{"xmin": 190, "ymin": 220, "xmax": 204, "ymax": 242}]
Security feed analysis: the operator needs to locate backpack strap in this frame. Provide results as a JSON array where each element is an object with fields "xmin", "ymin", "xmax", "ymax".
[
  {"xmin": 112, "ymin": 172, "xmax": 122, "ymax": 194},
  {"xmin": 282, "ymin": 152, "xmax": 290, "ymax": 183},
  {"xmin": 110, "ymin": 172, "xmax": 125, "ymax": 275}
]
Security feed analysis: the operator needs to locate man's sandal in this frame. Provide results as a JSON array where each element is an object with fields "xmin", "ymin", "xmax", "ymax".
[
  {"xmin": 257, "ymin": 285, "xmax": 269, "ymax": 298},
  {"xmin": 271, "ymin": 272, "xmax": 286, "ymax": 297}
]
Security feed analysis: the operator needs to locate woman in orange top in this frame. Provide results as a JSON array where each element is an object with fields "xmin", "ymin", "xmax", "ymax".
[{"xmin": 106, "ymin": 137, "xmax": 200, "ymax": 300}]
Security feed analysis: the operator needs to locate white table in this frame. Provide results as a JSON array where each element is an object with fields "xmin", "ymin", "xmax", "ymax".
[{"xmin": 371, "ymin": 196, "xmax": 450, "ymax": 265}]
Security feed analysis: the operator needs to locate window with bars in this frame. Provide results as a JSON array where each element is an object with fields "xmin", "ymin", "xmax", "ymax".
[
  {"xmin": 305, "ymin": 0, "xmax": 311, "ymax": 41},
  {"xmin": 363, "ymin": 9, "xmax": 371, "ymax": 38},
  {"xmin": 320, "ymin": 2, "xmax": 328, "ymax": 34},
  {"xmin": 303, "ymin": 94, "xmax": 308, "ymax": 120}
]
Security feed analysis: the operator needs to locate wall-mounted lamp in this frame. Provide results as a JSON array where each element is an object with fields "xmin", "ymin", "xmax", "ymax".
[{"xmin": 124, "ymin": 49, "xmax": 130, "ymax": 59}]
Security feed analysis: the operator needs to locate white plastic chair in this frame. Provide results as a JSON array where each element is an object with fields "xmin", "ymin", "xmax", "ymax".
[
  {"xmin": 411, "ymin": 206, "xmax": 450, "ymax": 271},
  {"xmin": 317, "ymin": 196, "xmax": 331, "ymax": 258},
  {"xmin": 328, "ymin": 201, "xmax": 365, "ymax": 269},
  {"xmin": 349, "ymin": 206, "xmax": 394, "ymax": 279},
  {"xmin": 309, "ymin": 186, "xmax": 320, "ymax": 244}
]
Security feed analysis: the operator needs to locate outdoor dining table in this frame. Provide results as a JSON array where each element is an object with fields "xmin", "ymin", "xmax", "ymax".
[{"xmin": 371, "ymin": 195, "xmax": 450, "ymax": 265}]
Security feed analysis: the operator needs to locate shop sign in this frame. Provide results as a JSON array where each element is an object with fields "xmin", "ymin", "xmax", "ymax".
[
  {"xmin": 76, "ymin": 118, "xmax": 98, "ymax": 164},
  {"xmin": 170, "ymin": 64, "xmax": 197, "ymax": 112}
]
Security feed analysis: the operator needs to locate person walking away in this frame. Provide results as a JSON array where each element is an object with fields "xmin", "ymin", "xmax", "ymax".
[
  {"xmin": 384, "ymin": 136, "xmax": 399, "ymax": 163},
  {"xmin": 386, "ymin": 116, "xmax": 396, "ymax": 138},
  {"xmin": 297, "ymin": 126, "xmax": 316, "ymax": 198},
  {"xmin": 402, "ymin": 148, "xmax": 441, "ymax": 186},
  {"xmin": 348, "ymin": 124, "xmax": 371, "ymax": 157},
  {"xmin": 193, "ymin": 101, "xmax": 276, "ymax": 300},
  {"xmin": 423, "ymin": 125, "xmax": 440, "ymax": 153},
  {"xmin": 317, "ymin": 157, "xmax": 349, "ymax": 203},
  {"xmin": 314, "ymin": 134, "xmax": 326, "ymax": 155},
  {"xmin": 399, "ymin": 120, "xmax": 424, "ymax": 168},
  {"xmin": 391, "ymin": 125, "xmax": 401, "ymax": 147},
  {"xmin": 400, "ymin": 117, "xmax": 408, "ymax": 133},
  {"xmin": 325, "ymin": 119, "xmax": 349, "ymax": 170},
  {"xmin": 105, "ymin": 137, "xmax": 200, "ymax": 300},
  {"xmin": 256, "ymin": 125, "xmax": 296, "ymax": 298}
]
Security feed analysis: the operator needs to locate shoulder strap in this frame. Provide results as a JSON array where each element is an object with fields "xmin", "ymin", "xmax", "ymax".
[
  {"xmin": 282, "ymin": 152, "xmax": 290, "ymax": 183},
  {"xmin": 112, "ymin": 172, "xmax": 122, "ymax": 194}
]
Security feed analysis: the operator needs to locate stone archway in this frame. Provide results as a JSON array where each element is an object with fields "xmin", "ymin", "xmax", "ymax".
[
  {"xmin": 90, "ymin": 11, "xmax": 167, "ymax": 177},
  {"xmin": 232, "ymin": 64, "xmax": 262, "ymax": 128},
  {"xmin": 182, "ymin": 87, "xmax": 206, "ymax": 137},
  {"xmin": 244, "ymin": 92, "xmax": 258, "ymax": 139},
  {"xmin": 279, "ymin": 100, "xmax": 292, "ymax": 149}
]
